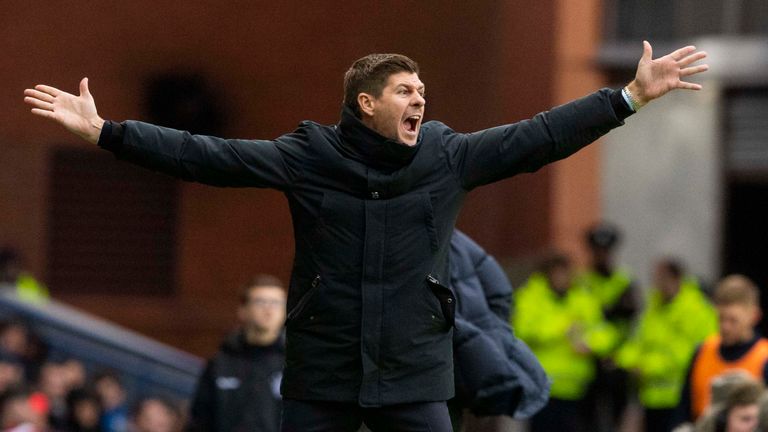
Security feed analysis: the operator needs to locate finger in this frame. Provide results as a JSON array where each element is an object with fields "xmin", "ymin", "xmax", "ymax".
[
  {"xmin": 34, "ymin": 84, "xmax": 62, "ymax": 97},
  {"xmin": 24, "ymin": 96, "xmax": 54, "ymax": 111},
  {"xmin": 79, "ymin": 77, "xmax": 90, "ymax": 97},
  {"xmin": 642, "ymin": 40, "xmax": 652, "ymax": 61},
  {"xmin": 23, "ymin": 88, "xmax": 55, "ymax": 103},
  {"xmin": 669, "ymin": 45, "xmax": 696, "ymax": 61},
  {"xmin": 678, "ymin": 81, "xmax": 703, "ymax": 91},
  {"xmin": 31, "ymin": 108, "xmax": 56, "ymax": 119},
  {"xmin": 680, "ymin": 64, "xmax": 709, "ymax": 77},
  {"xmin": 678, "ymin": 51, "xmax": 707, "ymax": 67}
]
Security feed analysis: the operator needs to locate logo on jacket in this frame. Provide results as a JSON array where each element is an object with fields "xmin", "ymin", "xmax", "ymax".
[
  {"xmin": 270, "ymin": 371, "xmax": 283, "ymax": 399},
  {"xmin": 215, "ymin": 376, "xmax": 241, "ymax": 390}
]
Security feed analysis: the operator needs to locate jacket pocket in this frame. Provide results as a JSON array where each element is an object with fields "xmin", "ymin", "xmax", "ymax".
[
  {"xmin": 286, "ymin": 275, "xmax": 321, "ymax": 326},
  {"xmin": 426, "ymin": 274, "xmax": 456, "ymax": 330}
]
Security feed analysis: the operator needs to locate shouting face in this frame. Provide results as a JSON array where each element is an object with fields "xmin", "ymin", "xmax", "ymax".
[{"xmin": 358, "ymin": 72, "xmax": 425, "ymax": 146}]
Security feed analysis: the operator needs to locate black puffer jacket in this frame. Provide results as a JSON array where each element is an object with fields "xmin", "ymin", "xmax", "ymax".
[
  {"xmin": 188, "ymin": 330, "xmax": 284, "ymax": 432},
  {"xmin": 450, "ymin": 230, "xmax": 550, "ymax": 418},
  {"xmin": 98, "ymin": 89, "xmax": 631, "ymax": 406}
]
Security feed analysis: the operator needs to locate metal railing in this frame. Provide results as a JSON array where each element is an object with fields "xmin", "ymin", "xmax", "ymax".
[{"xmin": 0, "ymin": 284, "xmax": 203, "ymax": 400}]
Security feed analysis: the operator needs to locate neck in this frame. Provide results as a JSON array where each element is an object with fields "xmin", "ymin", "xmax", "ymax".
[{"xmin": 244, "ymin": 326, "xmax": 279, "ymax": 346}]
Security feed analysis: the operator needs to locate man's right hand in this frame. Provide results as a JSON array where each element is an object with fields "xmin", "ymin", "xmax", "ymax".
[{"xmin": 23, "ymin": 77, "xmax": 105, "ymax": 145}]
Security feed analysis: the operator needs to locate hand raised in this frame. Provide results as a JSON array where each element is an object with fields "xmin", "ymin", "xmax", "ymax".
[
  {"xmin": 628, "ymin": 41, "xmax": 709, "ymax": 108},
  {"xmin": 24, "ymin": 78, "xmax": 105, "ymax": 144}
]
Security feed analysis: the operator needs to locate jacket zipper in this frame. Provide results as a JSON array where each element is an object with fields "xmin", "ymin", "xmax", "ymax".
[{"xmin": 287, "ymin": 275, "xmax": 321, "ymax": 322}]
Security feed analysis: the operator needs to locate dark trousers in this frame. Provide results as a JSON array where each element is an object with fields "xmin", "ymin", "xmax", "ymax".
[
  {"xmin": 644, "ymin": 408, "xmax": 676, "ymax": 432},
  {"xmin": 280, "ymin": 399, "xmax": 453, "ymax": 432},
  {"xmin": 584, "ymin": 365, "xmax": 631, "ymax": 432},
  {"xmin": 529, "ymin": 398, "xmax": 585, "ymax": 432}
]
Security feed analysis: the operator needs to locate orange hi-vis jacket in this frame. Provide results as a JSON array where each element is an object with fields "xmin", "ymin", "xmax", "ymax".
[{"xmin": 690, "ymin": 334, "xmax": 768, "ymax": 418}]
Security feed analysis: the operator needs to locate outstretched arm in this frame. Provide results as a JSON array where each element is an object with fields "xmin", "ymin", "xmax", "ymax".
[
  {"xmin": 447, "ymin": 41, "xmax": 709, "ymax": 189},
  {"xmin": 23, "ymin": 78, "xmax": 104, "ymax": 144},
  {"xmin": 23, "ymin": 79, "xmax": 301, "ymax": 189}
]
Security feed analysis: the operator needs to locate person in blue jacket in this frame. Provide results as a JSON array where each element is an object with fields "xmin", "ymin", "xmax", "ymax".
[{"xmin": 448, "ymin": 229, "xmax": 550, "ymax": 430}]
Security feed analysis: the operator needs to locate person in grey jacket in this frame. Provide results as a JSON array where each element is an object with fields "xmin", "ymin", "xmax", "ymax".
[{"xmin": 24, "ymin": 43, "xmax": 708, "ymax": 431}]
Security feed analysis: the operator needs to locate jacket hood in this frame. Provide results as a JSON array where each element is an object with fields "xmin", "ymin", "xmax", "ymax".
[{"xmin": 337, "ymin": 106, "xmax": 421, "ymax": 171}]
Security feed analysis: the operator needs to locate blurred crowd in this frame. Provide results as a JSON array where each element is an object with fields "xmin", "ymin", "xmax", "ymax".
[
  {"xmin": 515, "ymin": 222, "xmax": 768, "ymax": 432},
  {"xmin": 0, "ymin": 319, "xmax": 184, "ymax": 432},
  {"xmin": 6, "ymin": 222, "xmax": 768, "ymax": 432}
]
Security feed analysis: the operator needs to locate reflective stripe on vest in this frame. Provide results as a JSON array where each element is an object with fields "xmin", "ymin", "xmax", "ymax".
[{"xmin": 690, "ymin": 335, "xmax": 768, "ymax": 419}]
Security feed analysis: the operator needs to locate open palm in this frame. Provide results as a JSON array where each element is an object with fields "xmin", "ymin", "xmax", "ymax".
[
  {"xmin": 631, "ymin": 41, "xmax": 709, "ymax": 106},
  {"xmin": 23, "ymin": 78, "xmax": 104, "ymax": 144}
]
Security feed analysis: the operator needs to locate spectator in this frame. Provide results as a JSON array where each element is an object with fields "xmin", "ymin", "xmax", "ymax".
[
  {"xmin": 0, "ymin": 247, "xmax": 49, "ymax": 304},
  {"xmin": 188, "ymin": 275, "xmax": 286, "ymax": 432},
  {"xmin": 132, "ymin": 397, "xmax": 180, "ymax": 432},
  {"xmin": 448, "ymin": 230, "xmax": 549, "ymax": 430},
  {"xmin": 615, "ymin": 258, "xmax": 717, "ymax": 432},
  {"xmin": 0, "ymin": 320, "xmax": 47, "ymax": 381},
  {"xmin": 0, "ymin": 387, "xmax": 49, "ymax": 431},
  {"xmin": 92, "ymin": 371, "xmax": 128, "ymax": 432},
  {"xmin": 65, "ymin": 388, "xmax": 102, "ymax": 432},
  {"xmin": 578, "ymin": 222, "xmax": 639, "ymax": 432},
  {"xmin": 60, "ymin": 361, "xmax": 86, "ymax": 394},
  {"xmin": 694, "ymin": 377, "xmax": 763, "ymax": 432},
  {"xmin": 37, "ymin": 362, "xmax": 68, "ymax": 430},
  {"xmin": 514, "ymin": 252, "xmax": 618, "ymax": 432},
  {"xmin": 0, "ymin": 353, "xmax": 25, "ymax": 393},
  {"xmin": 680, "ymin": 275, "xmax": 768, "ymax": 423}
]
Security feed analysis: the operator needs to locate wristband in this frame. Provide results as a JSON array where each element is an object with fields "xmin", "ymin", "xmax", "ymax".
[{"xmin": 622, "ymin": 86, "xmax": 643, "ymax": 112}]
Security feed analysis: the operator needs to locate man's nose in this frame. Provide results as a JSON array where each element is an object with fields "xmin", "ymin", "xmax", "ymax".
[{"xmin": 412, "ymin": 93, "xmax": 425, "ymax": 107}]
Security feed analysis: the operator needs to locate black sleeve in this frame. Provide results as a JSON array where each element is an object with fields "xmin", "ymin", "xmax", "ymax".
[
  {"xmin": 98, "ymin": 120, "xmax": 304, "ymax": 190},
  {"xmin": 187, "ymin": 360, "xmax": 217, "ymax": 432},
  {"xmin": 444, "ymin": 88, "xmax": 631, "ymax": 190}
]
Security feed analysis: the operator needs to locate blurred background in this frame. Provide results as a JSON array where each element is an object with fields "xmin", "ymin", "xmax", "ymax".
[{"xmin": 0, "ymin": 0, "xmax": 767, "ymax": 429}]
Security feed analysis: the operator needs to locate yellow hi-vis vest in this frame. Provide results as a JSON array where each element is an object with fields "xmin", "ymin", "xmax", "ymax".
[
  {"xmin": 615, "ymin": 277, "xmax": 717, "ymax": 409},
  {"xmin": 513, "ymin": 273, "xmax": 618, "ymax": 400}
]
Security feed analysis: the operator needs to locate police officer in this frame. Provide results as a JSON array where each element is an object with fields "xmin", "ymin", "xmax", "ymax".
[
  {"xmin": 515, "ymin": 253, "xmax": 618, "ymax": 432},
  {"xmin": 578, "ymin": 223, "xmax": 638, "ymax": 432},
  {"xmin": 615, "ymin": 258, "xmax": 717, "ymax": 432}
]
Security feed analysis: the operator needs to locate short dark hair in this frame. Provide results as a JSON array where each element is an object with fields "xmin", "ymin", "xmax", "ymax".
[
  {"xmin": 540, "ymin": 252, "xmax": 571, "ymax": 274},
  {"xmin": 343, "ymin": 54, "xmax": 419, "ymax": 118},
  {"xmin": 92, "ymin": 369, "xmax": 123, "ymax": 388},
  {"xmin": 239, "ymin": 274, "xmax": 284, "ymax": 305},
  {"xmin": 657, "ymin": 257, "xmax": 684, "ymax": 279}
]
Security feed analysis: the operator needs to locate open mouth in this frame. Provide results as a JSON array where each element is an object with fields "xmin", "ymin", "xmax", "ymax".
[{"xmin": 403, "ymin": 115, "xmax": 421, "ymax": 134}]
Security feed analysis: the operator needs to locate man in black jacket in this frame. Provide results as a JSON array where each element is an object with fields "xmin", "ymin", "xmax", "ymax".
[
  {"xmin": 188, "ymin": 275, "xmax": 286, "ymax": 432},
  {"xmin": 24, "ymin": 42, "xmax": 708, "ymax": 431}
]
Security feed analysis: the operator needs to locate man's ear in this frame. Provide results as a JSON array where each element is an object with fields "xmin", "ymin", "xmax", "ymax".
[{"xmin": 357, "ymin": 93, "xmax": 375, "ymax": 117}]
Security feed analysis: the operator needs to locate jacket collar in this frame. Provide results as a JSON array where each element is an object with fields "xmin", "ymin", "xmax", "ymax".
[{"xmin": 337, "ymin": 106, "xmax": 420, "ymax": 171}]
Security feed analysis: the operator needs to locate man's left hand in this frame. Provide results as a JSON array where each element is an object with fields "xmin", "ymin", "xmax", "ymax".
[{"xmin": 627, "ymin": 41, "xmax": 709, "ymax": 108}]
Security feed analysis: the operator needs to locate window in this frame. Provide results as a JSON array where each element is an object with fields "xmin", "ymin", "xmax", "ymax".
[{"xmin": 604, "ymin": 0, "xmax": 768, "ymax": 41}]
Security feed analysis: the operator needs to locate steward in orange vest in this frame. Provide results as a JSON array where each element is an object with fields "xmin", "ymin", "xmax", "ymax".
[{"xmin": 679, "ymin": 275, "xmax": 768, "ymax": 422}]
